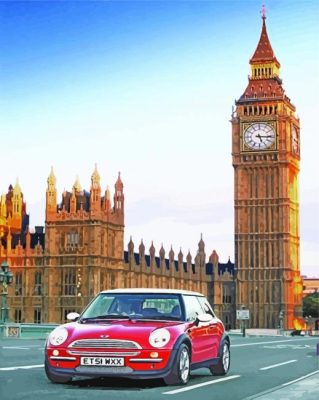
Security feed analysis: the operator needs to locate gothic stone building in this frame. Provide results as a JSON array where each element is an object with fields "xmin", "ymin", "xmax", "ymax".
[
  {"xmin": 0, "ymin": 166, "xmax": 235, "ymax": 327},
  {"xmin": 231, "ymin": 12, "xmax": 303, "ymax": 329}
]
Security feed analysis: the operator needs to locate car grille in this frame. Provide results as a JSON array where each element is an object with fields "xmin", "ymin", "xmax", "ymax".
[{"xmin": 69, "ymin": 339, "xmax": 142, "ymax": 349}]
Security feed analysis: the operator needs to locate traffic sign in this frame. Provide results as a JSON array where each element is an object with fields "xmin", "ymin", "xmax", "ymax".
[{"xmin": 236, "ymin": 309, "xmax": 250, "ymax": 320}]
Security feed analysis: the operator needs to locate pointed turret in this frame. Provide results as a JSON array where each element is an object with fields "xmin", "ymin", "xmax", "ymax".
[
  {"xmin": 237, "ymin": 8, "xmax": 286, "ymax": 103},
  {"xmin": 70, "ymin": 187, "xmax": 77, "ymax": 214},
  {"xmin": 197, "ymin": 233, "xmax": 206, "ymax": 268},
  {"xmin": 114, "ymin": 172, "xmax": 124, "ymax": 213},
  {"xmin": 10, "ymin": 178, "xmax": 24, "ymax": 232},
  {"xmin": 139, "ymin": 239, "xmax": 145, "ymax": 257},
  {"xmin": 46, "ymin": 167, "xmax": 57, "ymax": 220},
  {"xmin": 104, "ymin": 185, "xmax": 111, "ymax": 211},
  {"xmin": 149, "ymin": 241, "xmax": 155, "ymax": 258},
  {"xmin": 178, "ymin": 248, "xmax": 183, "ymax": 264},
  {"xmin": 250, "ymin": 9, "xmax": 280, "ymax": 68},
  {"xmin": 91, "ymin": 163, "xmax": 100, "ymax": 188},
  {"xmin": 73, "ymin": 176, "xmax": 82, "ymax": 193},
  {"xmin": 12, "ymin": 178, "xmax": 22, "ymax": 217},
  {"xmin": 90, "ymin": 164, "xmax": 101, "ymax": 212},
  {"xmin": 169, "ymin": 246, "xmax": 174, "ymax": 261},
  {"xmin": 159, "ymin": 243, "xmax": 165, "ymax": 260},
  {"xmin": 128, "ymin": 236, "xmax": 134, "ymax": 253}
]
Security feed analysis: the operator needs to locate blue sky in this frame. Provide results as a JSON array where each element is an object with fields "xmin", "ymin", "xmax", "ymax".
[{"xmin": 1, "ymin": 0, "xmax": 318, "ymax": 276}]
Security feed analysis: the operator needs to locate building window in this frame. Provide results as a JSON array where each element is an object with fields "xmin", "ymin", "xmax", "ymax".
[
  {"xmin": 34, "ymin": 271, "xmax": 42, "ymax": 295},
  {"xmin": 66, "ymin": 231, "xmax": 78, "ymax": 248},
  {"xmin": 222, "ymin": 286, "xmax": 232, "ymax": 304},
  {"xmin": 34, "ymin": 308, "xmax": 41, "ymax": 324},
  {"xmin": 15, "ymin": 272, "xmax": 23, "ymax": 296},
  {"xmin": 63, "ymin": 269, "xmax": 76, "ymax": 296},
  {"xmin": 14, "ymin": 309, "xmax": 22, "ymax": 323}
]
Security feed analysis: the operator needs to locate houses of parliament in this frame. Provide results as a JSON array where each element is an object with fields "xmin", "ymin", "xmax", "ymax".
[{"xmin": 0, "ymin": 12, "xmax": 303, "ymax": 329}]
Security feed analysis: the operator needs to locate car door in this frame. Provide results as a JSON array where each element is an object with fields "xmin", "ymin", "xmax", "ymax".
[
  {"xmin": 197, "ymin": 296, "xmax": 222, "ymax": 359},
  {"xmin": 182, "ymin": 295, "xmax": 210, "ymax": 363}
]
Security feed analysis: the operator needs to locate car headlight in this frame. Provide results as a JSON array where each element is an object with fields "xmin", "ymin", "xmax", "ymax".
[
  {"xmin": 149, "ymin": 328, "xmax": 170, "ymax": 348},
  {"xmin": 49, "ymin": 327, "xmax": 69, "ymax": 346}
]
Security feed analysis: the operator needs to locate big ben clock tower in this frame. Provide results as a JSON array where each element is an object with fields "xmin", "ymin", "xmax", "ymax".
[{"xmin": 232, "ymin": 9, "xmax": 303, "ymax": 329}]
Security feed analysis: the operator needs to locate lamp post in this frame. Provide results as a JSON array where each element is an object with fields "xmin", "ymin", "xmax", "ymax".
[
  {"xmin": 0, "ymin": 261, "xmax": 14, "ymax": 323},
  {"xmin": 279, "ymin": 310, "xmax": 284, "ymax": 332}
]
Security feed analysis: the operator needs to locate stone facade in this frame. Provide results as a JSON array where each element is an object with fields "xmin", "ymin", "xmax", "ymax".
[
  {"xmin": 231, "ymin": 14, "xmax": 303, "ymax": 329},
  {"xmin": 0, "ymin": 167, "xmax": 235, "ymax": 327}
]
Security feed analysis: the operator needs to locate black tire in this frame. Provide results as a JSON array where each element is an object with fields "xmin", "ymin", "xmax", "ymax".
[
  {"xmin": 209, "ymin": 341, "xmax": 230, "ymax": 376},
  {"xmin": 45, "ymin": 360, "xmax": 73, "ymax": 384},
  {"xmin": 164, "ymin": 344, "xmax": 190, "ymax": 385}
]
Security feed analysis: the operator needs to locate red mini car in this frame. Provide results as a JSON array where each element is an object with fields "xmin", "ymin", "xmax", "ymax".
[{"xmin": 45, "ymin": 289, "xmax": 230, "ymax": 385}]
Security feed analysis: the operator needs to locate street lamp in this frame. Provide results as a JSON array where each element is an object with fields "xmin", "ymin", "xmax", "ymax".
[{"xmin": 0, "ymin": 261, "xmax": 14, "ymax": 323}]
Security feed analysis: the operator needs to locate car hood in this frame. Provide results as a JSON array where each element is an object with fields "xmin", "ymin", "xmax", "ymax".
[{"xmin": 64, "ymin": 320, "xmax": 185, "ymax": 346}]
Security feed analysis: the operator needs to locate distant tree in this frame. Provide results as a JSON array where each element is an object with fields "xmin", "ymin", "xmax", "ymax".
[{"xmin": 303, "ymin": 292, "xmax": 319, "ymax": 318}]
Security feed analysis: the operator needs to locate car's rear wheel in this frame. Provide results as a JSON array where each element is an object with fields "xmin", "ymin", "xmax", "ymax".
[
  {"xmin": 209, "ymin": 341, "xmax": 230, "ymax": 376},
  {"xmin": 45, "ymin": 360, "xmax": 73, "ymax": 384},
  {"xmin": 164, "ymin": 344, "xmax": 190, "ymax": 385}
]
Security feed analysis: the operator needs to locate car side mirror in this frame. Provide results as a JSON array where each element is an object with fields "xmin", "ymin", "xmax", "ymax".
[
  {"xmin": 67, "ymin": 312, "xmax": 80, "ymax": 321},
  {"xmin": 194, "ymin": 313, "xmax": 213, "ymax": 326}
]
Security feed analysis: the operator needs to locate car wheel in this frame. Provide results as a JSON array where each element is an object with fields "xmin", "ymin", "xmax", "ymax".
[
  {"xmin": 164, "ymin": 344, "xmax": 190, "ymax": 385},
  {"xmin": 45, "ymin": 360, "xmax": 72, "ymax": 384},
  {"xmin": 210, "ymin": 341, "xmax": 230, "ymax": 376}
]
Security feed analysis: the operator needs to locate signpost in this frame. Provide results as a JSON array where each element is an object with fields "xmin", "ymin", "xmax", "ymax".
[{"xmin": 237, "ymin": 309, "xmax": 250, "ymax": 337}]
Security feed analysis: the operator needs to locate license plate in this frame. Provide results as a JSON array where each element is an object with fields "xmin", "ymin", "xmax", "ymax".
[{"xmin": 80, "ymin": 357, "xmax": 124, "ymax": 366}]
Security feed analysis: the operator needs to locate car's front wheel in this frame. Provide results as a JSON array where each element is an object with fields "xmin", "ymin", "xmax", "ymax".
[
  {"xmin": 45, "ymin": 360, "xmax": 73, "ymax": 384},
  {"xmin": 164, "ymin": 343, "xmax": 190, "ymax": 385},
  {"xmin": 209, "ymin": 341, "xmax": 230, "ymax": 376}
]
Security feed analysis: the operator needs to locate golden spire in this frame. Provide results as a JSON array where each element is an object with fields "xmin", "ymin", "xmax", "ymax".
[
  {"xmin": 91, "ymin": 163, "xmax": 100, "ymax": 187},
  {"xmin": 13, "ymin": 178, "xmax": 21, "ymax": 195},
  {"xmin": 73, "ymin": 175, "xmax": 82, "ymax": 193}
]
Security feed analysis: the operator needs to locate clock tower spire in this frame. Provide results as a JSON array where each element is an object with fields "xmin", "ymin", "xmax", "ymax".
[{"xmin": 231, "ymin": 10, "xmax": 302, "ymax": 330}]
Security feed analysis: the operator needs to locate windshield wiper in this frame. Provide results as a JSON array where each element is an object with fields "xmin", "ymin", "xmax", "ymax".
[
  {"xmin": 80, "ymin": 314, "xmax": 130, "ymax": 323},
  {"xmin": 132, "ymin": 316, "xmax": 182, "ymax": 322}
]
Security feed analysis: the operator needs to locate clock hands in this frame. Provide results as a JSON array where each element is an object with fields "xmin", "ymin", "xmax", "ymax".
[{"xmin": 255, "ymin": 133, "xmax": 273, "ymax": 143}]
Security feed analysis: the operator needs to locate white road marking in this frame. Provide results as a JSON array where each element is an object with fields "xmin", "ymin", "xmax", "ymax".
[
  {"xmin": 260, "ymin": 359, "xmax": 297, "ymax": 370},
  {"xmin": 0, "ymin": 364, "xmax": 44, "ymax": 371},
  {"xmin": 263, "ymin": 344, "xmax": 311, "ymax": 350},
  {"xmin": 281, "ymin": 369, "xmax": 319, "ymax": 387},
  {"xmin": 163, "ymin": 375, "xmax": 240, "ymax": 395},
  {"xmin": 232, "ymin": 338, "xmax": 317, "ymax": 347},
  {"xmin": 2, "ymin": 346, "xmax": 30, "ymax": 350}
]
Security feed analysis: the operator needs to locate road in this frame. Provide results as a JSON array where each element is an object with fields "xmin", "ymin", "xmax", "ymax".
[{"xmin": 0, "ymin": 335, "xmax": 318, "ymax": 400}]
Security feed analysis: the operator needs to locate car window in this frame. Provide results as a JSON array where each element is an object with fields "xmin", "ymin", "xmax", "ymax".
[
  {"xmin": 80, "ymin": 293, "xmax": 183, "ymax": 321},
  {"xmin": 182, "ymin": 295, "xmax": 204, "ymax": 322},
  {"xmin": 197, "ymin": 296, "xmax": 216, "ymax": 318}
]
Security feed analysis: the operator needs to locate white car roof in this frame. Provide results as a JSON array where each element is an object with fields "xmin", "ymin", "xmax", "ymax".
[{"xmin": 99, "ymin": 288, "xmax": 205, "ymax": 296}]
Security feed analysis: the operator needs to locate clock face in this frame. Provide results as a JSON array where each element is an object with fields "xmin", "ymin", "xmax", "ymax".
[
  {"xmin": 244, "ymin": 123, "xmax": 276, "ymax": 150},
  {"xmin": 292, "ymin": 126, "xmax": 299, "ymax": 155}
]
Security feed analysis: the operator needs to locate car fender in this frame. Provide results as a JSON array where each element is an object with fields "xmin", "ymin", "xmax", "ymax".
[
  {"xmin": 172, "ymin": 333, "xmax": 192, "ymax": 359},
  {"xmin": 217, "ymin": 333, "xmax": 230, "ymax": 358}
]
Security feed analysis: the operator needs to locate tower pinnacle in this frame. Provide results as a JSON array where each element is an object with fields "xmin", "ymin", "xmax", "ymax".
[{"xmin": 261, "ymin": 4, "xmax": 267, "ymax": 20}]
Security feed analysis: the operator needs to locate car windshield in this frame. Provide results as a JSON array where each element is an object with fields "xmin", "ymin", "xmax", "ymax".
[{"xmin": 80, "ymin": 293, "xmax": 183, "ymax": 322}]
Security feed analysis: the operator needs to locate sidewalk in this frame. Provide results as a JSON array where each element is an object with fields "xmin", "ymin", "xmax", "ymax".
[{"xmin": 246, "ymin": 371, "xmax": 319, "ymax": 399}]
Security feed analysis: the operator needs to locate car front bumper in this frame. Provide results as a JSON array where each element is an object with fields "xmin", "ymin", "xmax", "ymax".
[{"xmin": 45, "ymin": 348, "xmax": 179, "ymax": 380}]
